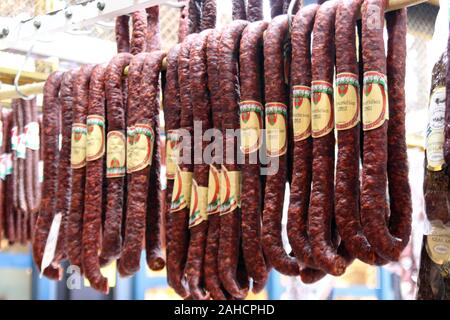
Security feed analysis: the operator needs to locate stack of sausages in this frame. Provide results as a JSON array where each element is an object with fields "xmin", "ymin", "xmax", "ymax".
[
  {"xmin": 0, "ymin": 98, "xmax": 42, "ymax": 247},
  {"xmin": 31, "ymin": 0, "xmax": 415, "ymax": 299}
]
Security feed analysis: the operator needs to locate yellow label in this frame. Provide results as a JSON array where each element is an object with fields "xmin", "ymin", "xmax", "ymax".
[
  {"xmin": 127, "ymin": 124, "xmax": 155, "ymax": 173},
  {"xmin": 426, "ymin": 222, "xmax": 450, "ymax": 265},
  {"xmin": 171, "ymin": 166, "xmax": 193, "ymax": 212},
  {"xmin": 86, "ymin": 115, "xmax": 105, "ymax": 161},
  {"xmin": 240, "ymin": 101, "xmax": 263, "ymax": 154},
  {"xmin": 311, "ymin": 81, "xmax": 334, "ymax": 138},
  {"xmin": 220, "ymin": 166, "xmax": 240, "ymax": 215},
  {"xmin": 207, "ymin": 165, "xmax": 221, "ymax": 215},
  {"xmin": 166, "ymin": 130, "xmax": 180, "ymax": 180},
  {"xmin": 362, "ymin": 71, "xmax": 389, "ymax": 131},
  {"xmin": 106, "ymin": 131, "xmax": 126, "ymax": 178},
  {"xmin": 292, "ymin": 85, "xmax": 311, "ymax": 141},
  {"xmin": 265, "ymin": 102, "xmax": 287, "ymax": 157},
  {"xmin": 189, "ymin": 180, "xmax": 208, "ymax": 228},
  {"xmin": 335, "ymin": 73, "xmax": 360, "ymax": 130},
  {"xmin": 71, "ymin": 123, "xmax": 87, "ymax": 169},
  {"xmin": 426, "ymin": 87, "xmax": 446, "ymax": 171}
]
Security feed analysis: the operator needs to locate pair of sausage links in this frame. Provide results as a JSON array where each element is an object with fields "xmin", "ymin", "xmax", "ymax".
[
  {"xmin": 288, "ymin": 4, "xmax": 327, "ymax": 282},
  {"xmin": 145, "ymin": 6, "xmax": 161, "ymax": 52},
  {"xmin": 386, "ymin": 9, "xmax": 412, "ymax": 252},
  {"xmin": 232, "ymin": 0, "xmax": 247, "ymax": 20},
  {"xmin": 67, "ymin": 65, "xmax": 94, "ymax": 273},
  {"xmin": 309, "ymin": 1, "xmax": 348, "ymax": 276},
  {"xmin": 100, "ymin": 53, "xmax": 133, "ymax": 263},
  {"xmin": 53, "ymin": 70, "xmax": 77, "ymax": 266},
  {"xmin": 239, "ymin": 21, "xmax": 269, "ymax": 293},
  {"xmin": 262, "ymin": 15, "xmax": 300, "ymax": 276},
  {"xmin": 204, "ymin": 28, "xmax": 227, "ymax": 300},
  {"xmin": 82, "ymin": 64, "xmax": 108, "ymax": 293},
  {"xmin": 218, "ymin": 19, "xmax": 250, "ymax": 299},
  {"xmin": 200, "ymin": 0, "xmax": 216, "ymax": 30},
  {"xmin": 32, "ymin": 71, "xmax": 63, "ymax": 280},
  {"xmin": 360, "ymin": 0, "xmax": 403, "ymax": 262},
  {"xmin": 131, "ymin": 11, "xmax": 148, "ymax": 55},
  {"xmin": 116, "ymin": 15, "xmax": 130, "ymax": 53},
  {"xmin": 334, "ymin": 0, "xmax": 387, "ymax": 266},
  {"xmin": 144, "ymin": 52, "xmax": 167, "ymax": 271},
  {"xmin": 164, "ymin": 44, "xmax": 190, "ymax": 298}
]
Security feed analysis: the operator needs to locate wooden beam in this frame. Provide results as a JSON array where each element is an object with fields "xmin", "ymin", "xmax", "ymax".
[{"xmin": 0, "ymin": 67, "xmax": 48, "ymax": 85}]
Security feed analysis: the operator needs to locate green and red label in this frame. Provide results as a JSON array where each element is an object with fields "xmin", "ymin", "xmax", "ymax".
[
  {"xmin": 292, "ymin": 85, "xmax": 312, "ymax": 141},
  {"xmin": 126, "ymin": 124, "xmax": 155, "ymax": 173},
  {"xmin": 207, "ymin": 165, "xmax": 221, "ymax": 215},
  {"xmin": 362, "ymin": 71, "xmax": 389, "ymax": 131},
  {"xmin": 335, "ymin": 73, "xmax": 360, "ymax": 130},
  {"xmin": 265, "ymin": 102, "xmax": 288, "ymax": 157},
  {"xmin": 240, "ymin": 101, "xmax": 263, "ymax": 154},
  {"xmin": 311, "ymin": 81, "xmax": 334, "ymax": 138},
  {"xmin": 71, "ymin": 123, "xmax": 87, "ymax": 169},
  {"xmin": 189, "ymin": 179, "xmax": 208, "ymax": 228}
]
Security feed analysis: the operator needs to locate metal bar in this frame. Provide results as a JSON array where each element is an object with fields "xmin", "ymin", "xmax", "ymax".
[{"xmin": 0, "ymin": 82, "xmax": 45, "ymax": 101}]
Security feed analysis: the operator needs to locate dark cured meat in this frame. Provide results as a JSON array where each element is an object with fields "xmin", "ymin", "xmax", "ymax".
[
  {"xmin": 17, "ymin": 100, "xmax": 28, "ymax": 243},
  {"xmin": 188, "ymin": 0, "xmax": 202, "ymax": 34},
  {"xmin": 288, "ymin": 4, "xmax": 326, "ymax": 283},
  {"xmin": 131, "ymin": 11, "xmax": 147, "ymax": 55},
  {"xmin": 115, "ymin": 15, "xmax": 130, "ymax": 53},
  {"xmin": 386, "ymin": 9, "xmax": 412, "ymax": 253},
  {"xmin": 100, "ymin": 53, "xmax": 132, "ymax": 263},
  {"xmin": 144, "ymin": 52, "xmax": 167, "ymax": 272},
  {"xmin": 53, "ymin": 70, "xmax": 76, "ymax": 266},
  {"xmin": 82, "ymin": 64, "xmax": 108, "ymax": 293},
  {"xmin": 200, "ymin": 0, "xmax": 216, "ymax": 30},
  {"xmin": 204, "ymin": 28, "xmax": 227, "ymax": 301},
  {"xmin": 218, "ymin": 19, "xmax": 249, "ymax": 299},
  {"xmin": 0, "ymin": 108, "xmax": 4, "ymax": 241},
  {"xmin": 262, "ymin": 15, "xmax": 300, "ymax": 276},
  {"xmin": 334, "ymin": 0, "xmax": 386, "ymax": 265},
  {"xmin": 4, "ymin": 111, "xmax": 15, "ymax": 243},
  {"xmin": 164, "ymin": 44, "xmax": 189, "ymax": 298},
  {"xmin": 32, "ymin": 71, "xmax": 63, "ymax": 280},
  {"xmin": 247, "ymin": 0, "xmax": 263, "ymax": 22},
  {"xmin": 67, "ymin": 65, "xmax": 94, "ymax": 274},
  {"xmin": 309, "ymin": 1, "xmax": 347, "ymax": 276},
  {"xmin": 178, "ymin": 0, "xmax": 189, "ymax": 42},
  {"xmin": 239, "ymin": 20, "xmax": 269, "ymax": 293},
  {"xmin": 445, "ymin": 32, "xmax": 450, "ymax": 167},
  {"xmin": 232, "ymin": 0, "xmax": 247, "ymax": 20},
  {"xmin": 185, "ymin": 30, "xmax": 212, "ymax": 300},
  {"xmin": 269, "ymin": 0, "xmax": 284, "ymax": 18},
  {"xmin": 360, "ymin": 0, "xmax": 404, "ymax": 262},
  {"xmin": 145, "ymin": 6, "xmax": 161, "ymax": 52}
]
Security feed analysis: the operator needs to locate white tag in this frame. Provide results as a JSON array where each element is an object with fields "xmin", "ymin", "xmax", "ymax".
[
  {"xmin": 4, "ymin": 153, "xmax": 12, "ymax": 176},
  {"xmin": 11, "ymin": 126, "xmax": 18, "ymax": 151},
  {"xmin": 16, "ymin": 133, "xmax": 26, "ymax": 159},
  {"xmin": 0, "ymin": 155, "xmax": 5, "ymax": 180},
  {"xmin": 59, "ymin": 134, "xmax": 62, "ymax": 151},
  {"xmin": 40, "ymin": 213, "xmax": 62, "ymax": 277},
  {"xmin": 39, "ymin": 160, "xmax": 44, "ymax": 183},
  {"xmin": 25, "ymin": 122, "xmax": 40, "ymax": 150}
]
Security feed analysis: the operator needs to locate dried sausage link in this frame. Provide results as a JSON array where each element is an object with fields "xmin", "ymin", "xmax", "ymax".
[
  {"xmin": 247, "ymin": 0, "xmax": 263, "ymax": 22},
  {"xmin": 131, "ymin": 11, "xmax": 148, "ymax": 55},
  {"xmin": 178, "ymin": 0, "xmax": 189, "ymax": 42},
  {"xmin": 200, "ymin": 0, "xmax": 216, "ymax": 30},
  {"xmin": 0, "ymin": 108, "xmax": 5, "ymax": 241},
  {"xmin": 188, "ymin": 0, "xmax": 202, "ymax": 34},
  {"xmin": 269, "ymin": 0, "xmax": 284, "ymax": 18},
  {"xmin": 17, "ymin": 99, "xmax": 28, "ymax": 243},
  {"xmin": 145, "ymin": 6, "xmax": 161, "ymax": 52},
  {"xmin": 115, "ymin": 15, "xmax": 130, "ymax": 53},
  {"xmin": 232, "ymin": 0, "xmax": 247, "ymax": 20},
  {"xmin": 4, "ymin": 110, "xmax": 16, "ymax": 243}
]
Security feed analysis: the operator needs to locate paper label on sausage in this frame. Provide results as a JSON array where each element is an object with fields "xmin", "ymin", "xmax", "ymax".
[
  {"xmin": 11, "ymin": 126, "xmax": 18, "ymax": 151},
  {"xmin": 71, "ymin": 123, "xmax": 87, "ymax": 169},
  {"xmin": 25, "ymin": 121, "xmax": 40, "ymax": 150},
  {"xmin": 106, "ymin": 131, "xmax": 126, "ymax": 178},
  {"xmin": 127, "ymin": 124, "xmax": 154, "ymax": 173},
  {"xmin": 0, "ymin": 155, "xmax": 5, "ymax": 180},
  {"xmin": 86, "ymin": 115, "xmax": 105, "ymax": 161},
  {"xmin": 16, "ymin": 133, "xmax": 26, "ymax": 159},
  {"xmin": 4, "ymin": 153, "xmax": 12, "ymax": 176},
  {"xmin": 220, "ymin": 166, "xmax": 240, "ymax": 215},
  {"xmin": 311, "ymin": 81, "xmax": 334, "ymax": 138},
  {"xmin": 171, "ymin": 166, "xmax": 193, "ymax": 212},
  {"xmin": 362, "ymin": 71, "xmax": 389, "ymax": 131},
  {"xmin": 426, "ymin": 221, "xmax": 450, "ymax": 266},
  {"xmin": 40, "ymin": 212, "xmax": 62, "ymax": 278},
  {"xmin": 166, "ymin": 130, "xmax": 181, "ymax": 180},
  {"xmin": 39, "ymin": 160, "xmax": 44, "ymax": 182},
  {"xmin": 207, "ymin": 165, "xmax": 221, "ymax": 215},
  {"xmin": 292, "ymin": 85, "xmax": 312, "ymax": 141},
  {"xmin": 265, "ymin": 102, "xmax": 287, "ymax": 157},
  {"xmin": 335, "ymin": 73, "xmax": 360, "ymax": 130},
  {"xmin": 189, "ymin": 179, "xmax": 208, "ymax": 228},
  {"xmin": 240, "ymin": 101, "xmax": 263, "ymax": 154},
  {"xmin": 426, "ymin": 87, "xmax": 446, "ymax": 171}
]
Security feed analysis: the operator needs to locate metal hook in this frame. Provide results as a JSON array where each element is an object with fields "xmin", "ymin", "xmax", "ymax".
[
  {"xmin": 287, "ymin": 0, "xmax": 299, "ymax": 32},
  {"xmin": 14, "ymin": 39, "xmax": 37, "ymax": 101}
]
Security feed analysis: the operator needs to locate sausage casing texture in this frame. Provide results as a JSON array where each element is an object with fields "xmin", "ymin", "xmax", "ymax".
[
  {"xmin": 218, "ymin": 19, "xmax": 250, "ymax": 299},
  {"xmin": 309, "ymin": 1, "xmax": 348, "ymax": 276},
  {"xmin": 67, "ymin": 65, "xmax": 94, "ymax": 273},
  {"xmin": 200, "ymin": 0, "xmax": 216, "ymax": 30},
  {"xmin": 100, "ymin": 53, "xmax": 133, "ymax": 263},
  {"xmin": 269, "ymin": 0, "xmax": 284, "ymax": 18},
  {"xmin": 145, "ymin": 6, "xmax": 161, "ymax": 52},
  {"xmin": 247, "ymin": 0, "xmax": 263, "ymax": 22},
  {"xmin": 17, "ymin": 99, "xmax": 28, "ymax": 243},
  {"xmin": 0, "ymin": 108, "xmax": 4, "ymax": 241},
  {"xmin": 232, "ymin": 0, "xmax": 247, "ymax": 20},
  {"xmin": 288, "ymin": 4, "xmax": 327, "ymax": 282},
  {"xmin": 188, "ymin": 0, "xmax": 202, "ymax": 34},
  {"xmin": 239, "ymin": 21, "xmax": 269, "ymax": 293},
  {"xmin": 178, "ymin": 0, "xmax": 189, "ymax": 42},
  {"xmin": 4, "ymin": 110, "xmax": 16, "ymax": 243},
  {"xmin": 445, "ymin": 33, "xmax": 450, "ymax": 167},
  {"xmin": 115, "ymin": 15, "xmax": 130, "ymax": 53},
  {"xmin": 386, "ymin": 8, "xmax": 411, "ymax": 252},
  {"xmin": 32, "ymin": 71, "xmax": 63, "ymax": 280},
  {"xmin": 262, "ymin": 15, "xmax": 300, "ymax": 276},
  {"xmin": 131, "ymin": 11, "xmax": 148, "ymax": 55}
]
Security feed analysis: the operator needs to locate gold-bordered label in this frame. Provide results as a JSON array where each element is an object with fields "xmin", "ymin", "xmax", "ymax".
[
  {"xmin": 292, "ymin": 85, "xmax": 311, "ymax": 141},
  {"xmin": 106, "ymin": 131, "xmax": 126, "ymax": 178},
  {"xmin": 311, "ymin": 80, "xmax": 334, "ymax": 138},
  {"xmin": 265, "ymin": 102, "xmax": 288, "ymax": 157},
  {"xmin": 166, "ymin": 130, "xmax": 181, "ymax": 180},
  {"xmin": 171, "ymin": 166, "xmax": 193, "ymax": 212},
  {"xmin": 189, "ymin": 179, "xmax": 208, "ymax": 228},
  {"xmin": 86, "ymin": 115, "xmax": 105, "ymax": 161},
  {"xmin": 126, "ymin": 124, "xmax": 155, "ymax": 173},
  {"xmin": 362, "ymin": 71, "xmax": 389, "ymax": 131},
  {"xmin": 426, "ymin": 87, "xmax": 446, "ymax": 172},
  {"xmin": 207, "ymin": 165, "xmax": 221, "ymax": 215},
  {"xmin": 219, "ymin": 166, "xmax": 240, "ymax": 215},
  {"xmin": 240, "ymin": 100, "xmax": 263, "ymax": 154},
  {"xmin": 426, "ymin": 222, "xmax": 450, "ymax": 267},
  {"xmin": 71, "ymin": 123, "xmax": 87, "ymax": 169},
  {"xmin": 335, "ymin": 73, "xmax": 360, "ymax": 130}
]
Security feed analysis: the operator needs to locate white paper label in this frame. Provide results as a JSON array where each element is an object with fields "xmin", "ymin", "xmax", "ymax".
[
  {"xmin": 40, "ymin": 213, "xmax": 62, "ymax": 277},
  {"xmin": 17, "ymin": 133, "xmax": 26, "ymax": 159},
  {"xmin": 25, "ymin": 121, "xmax": 40, "ymax": 150}
]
